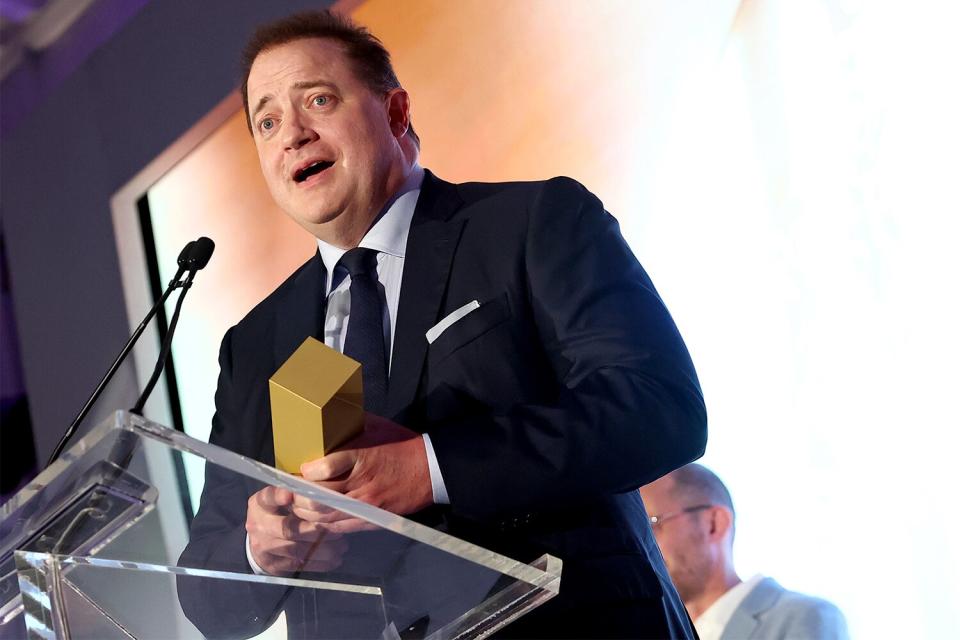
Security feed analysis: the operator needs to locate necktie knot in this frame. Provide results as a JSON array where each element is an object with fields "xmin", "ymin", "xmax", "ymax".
[{"xmin": 339, "ymin": 247, "xmax": 378, "ymax": 278}]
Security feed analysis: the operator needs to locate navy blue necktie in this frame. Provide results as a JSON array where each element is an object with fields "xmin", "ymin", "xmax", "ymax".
[{"xmin": 339, "ymin": 248, "xmax": 388, "ymax": 414}]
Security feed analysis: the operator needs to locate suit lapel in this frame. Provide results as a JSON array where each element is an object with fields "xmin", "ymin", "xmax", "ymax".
[
  {"xmin": 387, "ymin": 171, "xmax": 465, "ymax": 420},
  {"xmin": 273, "ymin": 251, "xmax": 327, "ymax": 368},
  {"xmin": 720, "ymin": 577, "xmax": 783, "ymax": 640}
]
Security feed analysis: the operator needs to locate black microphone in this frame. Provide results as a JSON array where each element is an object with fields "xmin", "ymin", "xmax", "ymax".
[
  {"xmin": 176, "ymin": 240, "xmax": 197, "ymax": 272},
  {"xmin": 45, "ymin": 238, "xmax": 213, "ymax": 467},
  {"xmin": 181, "ymin": 236, "xmax": 214, "ymax": 271},
  {"xmin": 130, "ymin": 237, "xmax": 215, "ymax": 416}
]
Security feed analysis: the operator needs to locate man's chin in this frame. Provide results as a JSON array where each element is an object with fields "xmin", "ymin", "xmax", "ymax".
[
  {"xmin": 288, "ymin": 208, "xmax": 359, "ymax": 245},
  {"xmin": 290, "ymin": 207, "xmax": 343, "ymax": 229}
]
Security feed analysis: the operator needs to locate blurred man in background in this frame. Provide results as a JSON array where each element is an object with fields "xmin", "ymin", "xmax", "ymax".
[{"xmin": 640, "ymin": 464, "xmax": 849, "ymax": 640}]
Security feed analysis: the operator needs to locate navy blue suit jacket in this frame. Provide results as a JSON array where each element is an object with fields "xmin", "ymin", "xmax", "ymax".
[{"xmin": 179, "ymin": 172, "xmax": 706, "ymax": 638}]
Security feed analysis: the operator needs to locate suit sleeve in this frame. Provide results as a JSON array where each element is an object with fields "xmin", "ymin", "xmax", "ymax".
[
  {"xmin": 429, "ymin": 177, "xmax": 707, "ymax": 520},
  {"xmin": 177, "ymin": 327, "xmax": 285, "ymax": 639}
]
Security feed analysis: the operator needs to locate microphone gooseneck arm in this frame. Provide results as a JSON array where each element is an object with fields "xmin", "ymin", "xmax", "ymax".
[
  {"xmin": 45, "ymin": 237, "xmax": 215, "ymax": 468},
  {"xmin": 46, "ymin": 270, "xmax": 187, "ymax": 467},
  {"xmin": 130, "ymin": 269, "xmax": 195, "ymax": 416}
]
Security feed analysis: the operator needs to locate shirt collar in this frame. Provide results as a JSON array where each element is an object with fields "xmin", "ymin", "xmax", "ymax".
[
  {"xmin": 315, "ymin": 165, "xmax": 424, "ymax": 291},
  {"xmin": 694, "ymin": 574, "xmax": 764, "ymax": 640}
]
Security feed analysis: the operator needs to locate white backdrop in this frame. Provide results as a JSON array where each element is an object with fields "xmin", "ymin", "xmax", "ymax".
[{"xmin": 632, "ymin": 1, "xmax": 960, "ymax": 637}]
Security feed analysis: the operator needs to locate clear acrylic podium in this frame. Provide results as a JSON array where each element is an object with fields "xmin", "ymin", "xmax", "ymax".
[{"xmin": 0, "ymin": 411, "xmax": 561, "ymax": 639}]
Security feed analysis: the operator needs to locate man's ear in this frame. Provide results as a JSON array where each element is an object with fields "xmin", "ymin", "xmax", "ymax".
[
  {"xmin": 707, "ymin": 506, "xmax": 734, "ymax": 542},
  {"xmin": 385, "ymin": 88, "xmax": 411, "ymax": 140}
]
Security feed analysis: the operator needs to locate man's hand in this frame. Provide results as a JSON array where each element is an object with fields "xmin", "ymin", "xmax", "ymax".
[
  {"xmin": 298, "ymin": 414, "xmax": 434, "ymax": 519},
  {"xmin": 245, "ymin": 486, "xmax": 348, "ymax": 575}
]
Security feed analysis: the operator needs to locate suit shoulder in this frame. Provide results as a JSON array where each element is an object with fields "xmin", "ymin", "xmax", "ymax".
[
  {"xmin": 776, "ymin": 587, "xmax": 844, "ymax": 614},
  {"xmin": 450, "ymin": 177, "xmax": 608, "ymax": 234},
  {"xmin": 453, "ymin": 176, "xmax": 602, "ymax": 208},
  {"xmin": 766, "ymin": 587, "xmax": 849, "ymax": 638},
  {"xmin": 228, "ymin": 255, "xmax": 316, "ymax": 336}
]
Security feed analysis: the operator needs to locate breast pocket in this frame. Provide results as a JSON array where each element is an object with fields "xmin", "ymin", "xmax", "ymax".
[{"xmin": 427, "ymin": 293, "xmax": 511, "ymax": 366}]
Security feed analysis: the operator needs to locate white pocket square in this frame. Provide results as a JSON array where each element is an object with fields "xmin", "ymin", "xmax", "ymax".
[{"xmin": 426, "ymin": 300, "xmax": 481, "ymax": 344}]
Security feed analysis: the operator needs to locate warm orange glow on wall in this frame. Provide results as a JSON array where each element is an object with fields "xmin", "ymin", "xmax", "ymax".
[
  {"xmin": 148, "ymin": 109, "xmax": 316, "ymax": 331},
  {"xmin": 351, "ymin": 0, "xmax": 738, "ymax": 225}
]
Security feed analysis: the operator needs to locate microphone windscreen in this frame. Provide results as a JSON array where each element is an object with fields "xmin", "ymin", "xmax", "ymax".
[
  {"xmin": 176, "ymin": 241, "xmax": 197, "ymax": 268},
  {"xmin": 188, "ymin": 237, "xmax": 215, "ymax": 270}
]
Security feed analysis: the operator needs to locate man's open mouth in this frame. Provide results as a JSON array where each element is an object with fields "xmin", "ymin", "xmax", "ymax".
[{"xmin": 293, "ymin": 161, "xmax": 333, "ymax": 183}]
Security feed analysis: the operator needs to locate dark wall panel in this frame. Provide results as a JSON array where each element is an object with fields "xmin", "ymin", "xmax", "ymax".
[{"xmin": 0, "ymin": 0, "xmax": 331, "ymax": 463}]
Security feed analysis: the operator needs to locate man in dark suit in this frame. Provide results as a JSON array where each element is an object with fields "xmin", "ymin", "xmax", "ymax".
[{"xmin": 180, "ymin": 10, "xmax": 706, "ymax": 639}]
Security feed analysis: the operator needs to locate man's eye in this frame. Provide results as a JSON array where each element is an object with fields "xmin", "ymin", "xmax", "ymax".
[
  {"xmin": 260, "ymin": 118, "xmax": 275, "ymax": 132},
  {"xmin": 312, "ymin": 95, "xmax": 329, "ymax": 107}
]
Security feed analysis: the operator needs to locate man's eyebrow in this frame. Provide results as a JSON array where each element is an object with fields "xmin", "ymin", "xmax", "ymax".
[
  {"xmin": 293, "ymin": 80, "xmax": 339, "ymax": 92},
  {"xmin": 250, "ymin": 80, "xmax": 340, "ymax": 122},
  {"xmin": 251, "ymin": 94, "xmax": 274, "ymax": 122}
]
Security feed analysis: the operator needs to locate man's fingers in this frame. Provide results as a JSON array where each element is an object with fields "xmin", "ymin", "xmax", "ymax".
[
  {"xmin": 322, "ymin": 517, "xmax": 378, "ymax": 535},
  {"xmin": 290, "ymin": 504, "xmax": 353, "ymax": 523},
  {"xmin": 254, "ymin": 486, "xmax": 294, "ymax": 511},
  {"xmin": 249, "ymin": 512, "xmax": 331, "ymax": 541},
  {"xmin": 301, "ymin": 450, "xmax": 357, "ymax": 481},
  {"xmin": 253, "ymin": 535, "xmax": 349, "ymax": 575},
  {"xmin": 290, "ymin": 491, "xmax": 350, "ymax": 515}
]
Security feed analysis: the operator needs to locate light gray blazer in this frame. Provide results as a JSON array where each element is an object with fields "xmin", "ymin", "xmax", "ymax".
[{"xmin": 720, "ymin": 577, "xmax": 850, "ymax": 640}]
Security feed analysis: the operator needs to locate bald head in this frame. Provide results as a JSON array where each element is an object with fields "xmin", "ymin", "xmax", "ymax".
[{"xmin": 669, "ymin": 464, "xmax": 735, "ymax": 523}]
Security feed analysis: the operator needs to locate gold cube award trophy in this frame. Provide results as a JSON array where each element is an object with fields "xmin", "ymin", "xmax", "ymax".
[{"xmin": 269, "ymin": 337, "xmax": 365, "ymax": 474}]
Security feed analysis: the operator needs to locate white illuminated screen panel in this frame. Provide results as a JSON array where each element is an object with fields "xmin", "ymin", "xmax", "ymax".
[{"xmin": 142, "ymin": 1, "xmax": 959, "ymax": 637}]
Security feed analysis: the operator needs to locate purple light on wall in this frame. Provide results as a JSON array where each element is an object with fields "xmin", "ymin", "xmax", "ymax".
[
  {"xmin": 0, "ymin": 0, "xmax": 150, "ymax": 136},
  {"xmin": 0, "ymin": 0, "xmax": 46, "ymax": 24}
]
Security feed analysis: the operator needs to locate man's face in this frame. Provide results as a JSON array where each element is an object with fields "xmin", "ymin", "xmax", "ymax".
[
  {"xmin": 639, "ymin": 478, "xmax": 713, "ymax": 604},
  {"xmin": 246, "ymin": 38, "xmax": 407, "ymax": 244}
]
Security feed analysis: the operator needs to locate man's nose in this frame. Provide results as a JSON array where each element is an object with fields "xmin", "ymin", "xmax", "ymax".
[{"xmin": 283, "ymin": 114, "xmax": 318, "ymax": 150}]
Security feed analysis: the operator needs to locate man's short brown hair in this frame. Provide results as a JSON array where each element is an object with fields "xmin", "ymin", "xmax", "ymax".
[{"xmin": 240, "ymin": 10, "xmax": 419, "ymax": 146}]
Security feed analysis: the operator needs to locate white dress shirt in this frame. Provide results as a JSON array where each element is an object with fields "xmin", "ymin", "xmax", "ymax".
[
  {"xmin": 694, "ymin": 574, "xmax": 764, "ymax": 640},
  {"xmin": 246, "ymin": 165, "xmax": 449, "ymax": 574}
]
